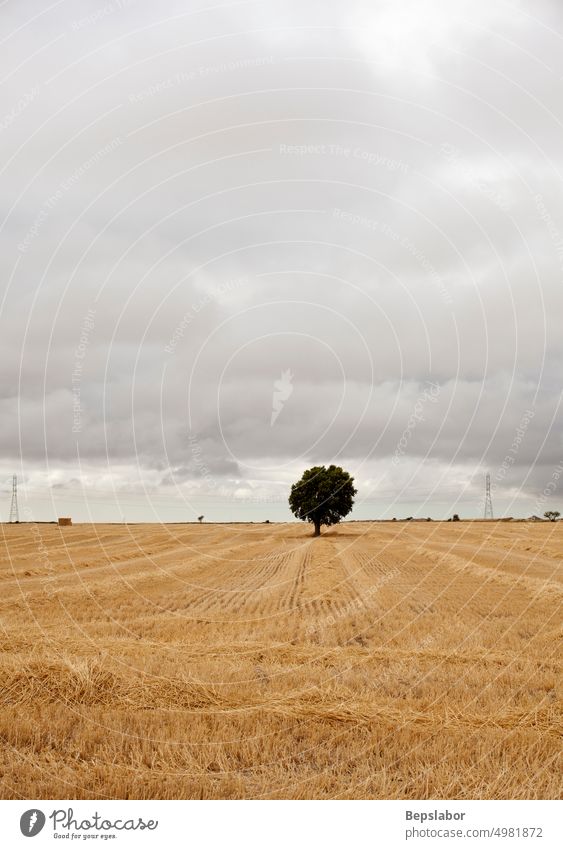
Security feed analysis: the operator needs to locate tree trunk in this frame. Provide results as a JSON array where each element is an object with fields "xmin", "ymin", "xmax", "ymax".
[{"xmin": 313, "ymin": 520, "xmax": 321, "ymax": 537}]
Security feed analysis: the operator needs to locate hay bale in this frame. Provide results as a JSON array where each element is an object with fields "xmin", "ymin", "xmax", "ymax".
[{"xmin": 58, "ymin": 517, "xmax": 72, "ymax": 527}]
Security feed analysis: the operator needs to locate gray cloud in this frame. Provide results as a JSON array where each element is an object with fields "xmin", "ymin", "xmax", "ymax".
[{"xmin": 1, "ymin": 0, "xmax": 563, "ymax": 520}]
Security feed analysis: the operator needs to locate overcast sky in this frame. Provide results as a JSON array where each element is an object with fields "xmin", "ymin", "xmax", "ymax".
[{"xmin": 1, "ymin": 0, "xmax": 563, "ymax": 522}]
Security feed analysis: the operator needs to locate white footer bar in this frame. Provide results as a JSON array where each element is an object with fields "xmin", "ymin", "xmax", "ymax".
[{"xmin": 1, "ymin": 800, "xmax": 560, "ymax": 849}]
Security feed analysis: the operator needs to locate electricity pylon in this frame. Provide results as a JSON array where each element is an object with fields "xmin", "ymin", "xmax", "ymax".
[
  {"xmin": 9, "ymin": 475, "xmax": 19, "ymax": 523},
  {"xmin": 484, "ymin": 473, "xmax": 494, "ymax": 519}
]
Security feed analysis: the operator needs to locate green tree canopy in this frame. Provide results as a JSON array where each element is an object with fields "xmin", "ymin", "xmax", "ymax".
[
  {"xmin": 288, "ymin": 465, "xmax": 357, "ymax": 536},
  {"xmin": 544, "ymin": 510, "xmax": 560, "ymax": 522}
]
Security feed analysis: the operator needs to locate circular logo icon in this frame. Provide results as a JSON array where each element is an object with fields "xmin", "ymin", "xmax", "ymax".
[{"xmin": 20, "ymin": 810, "xmax": 46, "ymax": 837}]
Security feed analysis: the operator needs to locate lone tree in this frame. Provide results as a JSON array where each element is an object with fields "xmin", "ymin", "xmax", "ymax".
[
  {"xmin": 544, "ymin": 510, "xmax": 560, "ymax": 522},
  {"xmin": 289, "ymin": 465, "xmax": 357, "ymax": 537}
]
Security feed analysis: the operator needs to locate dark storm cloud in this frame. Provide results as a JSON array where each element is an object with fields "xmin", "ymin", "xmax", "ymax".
[{"xmin": 1, "ymin": 0, "xmax": 563, "ymax": 516}]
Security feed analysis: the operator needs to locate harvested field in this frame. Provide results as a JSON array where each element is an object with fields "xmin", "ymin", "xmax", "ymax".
[{"xmin": 0, "ymin": 520, "xmax": 561, "ymax": 799}]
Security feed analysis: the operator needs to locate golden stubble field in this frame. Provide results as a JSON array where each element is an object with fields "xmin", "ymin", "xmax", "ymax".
[{"xmin": 0, "ymin": 520, "xmax": 561, "ymax": 799}]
